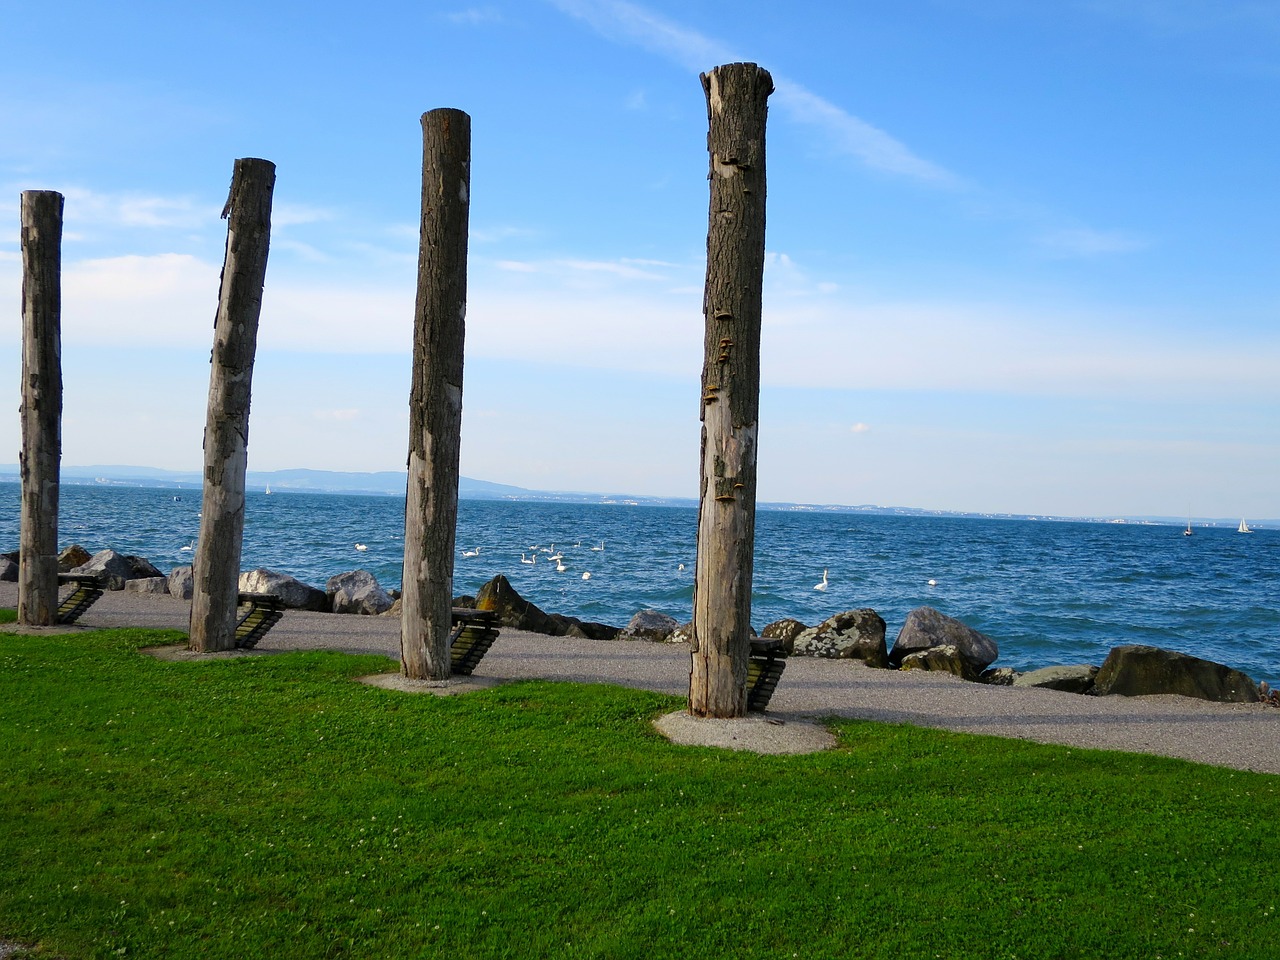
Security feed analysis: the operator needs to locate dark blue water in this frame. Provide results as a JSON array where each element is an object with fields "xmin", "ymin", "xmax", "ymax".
[{"xmin": 2, "ymin": 482, "xmax": 1276, "ymax": 682}]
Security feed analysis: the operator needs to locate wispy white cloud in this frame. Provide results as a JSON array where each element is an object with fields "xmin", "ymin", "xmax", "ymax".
[
  {"xmin": 495, "ymin": 260, "xmax": 538, "ymax": 272},
  {"xmin": 1035, "ymin": 226, "xmax": 1149, "ymax": 257},
  {"xmin": 548, "ymin": 0, "xmax": 733, "ymax": 70},
  {"xmin": 850, "ymin": 422, "xmax": 871, "ymax": 434},
  {"xmin": 471, "ymin": 224, "xmax": 540, "ymax": 244},
  {"xmin": 59, "ymin": 187, "xmax": 219, "ymax": 232},
  {"xmin": 560, "ymin": 257, "xmax": 670, "ymax": 280},
  {"xmin": 548, "ymin": 0, "xmax": 956, "ymax": 185},
  {"xmin": 271, "ymin": 204, "xmax": 336, "ymax": 228},
  {"xmin": 445, "ymin": 7, "xmax": 506, "ymax": 26},
  {"xmin": 770, "ymin": 79, "xmax": 960, "ymax": 186}
]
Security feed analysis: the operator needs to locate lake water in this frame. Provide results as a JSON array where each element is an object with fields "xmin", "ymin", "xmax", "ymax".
[{"xmin": 1, "ymin": 482, "xmax": 1276, "ymax": 683}]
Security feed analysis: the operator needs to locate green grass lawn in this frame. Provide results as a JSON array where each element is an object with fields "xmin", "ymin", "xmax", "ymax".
[{"xmin": 1, "ymin": 627, "xmax": 1277, "ymax": 959}]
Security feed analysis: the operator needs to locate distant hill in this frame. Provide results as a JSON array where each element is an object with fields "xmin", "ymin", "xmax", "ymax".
[
  {"xmin": 0, "ymin": 464, "xmax": 1272, "ymax": 527},
  {"xmin": 0, "ymin": 464, "xmax": 533, "ymax": 500}
]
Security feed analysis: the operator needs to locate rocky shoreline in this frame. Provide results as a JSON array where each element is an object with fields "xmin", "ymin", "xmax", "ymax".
[{"xmin": 4, "ymin": 543, "xmax": 1276, "ymax": 709}]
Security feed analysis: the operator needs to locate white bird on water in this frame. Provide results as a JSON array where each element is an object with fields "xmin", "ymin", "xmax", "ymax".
[
  {"xmin": 591, "ymin": 541, "xmax": 605, "ymax": 552},
  {"xmin": 179, "ymin": 540, "xmax": 194, "ymax": 552},
  {"xmin": 814, "ymin": 569, "xmax": 829, "ymax": 591},
  {"xmin": 520, "ymin": 553, "xmax": 536, "ymax": 565},
  {"xmin": 462, "ymin": 547, "xmax": 481, "ymax": 558},
  {"xmin": 355, "ymin": 543, "xmax": 368, "ymax": 552},
  {"xmin": 582, "ymin": 572, "xmax": 591, "ymax": 581},
  {"xmin": 927, "ymin": 579, "xmax": 938, "ymax": 587},
  {"xmin": 555, "ymin": 559, "xmax": 567, "ymax": 573}
]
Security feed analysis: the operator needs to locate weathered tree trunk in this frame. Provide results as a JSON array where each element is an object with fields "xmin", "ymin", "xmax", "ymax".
[
  {"xmin": 690, "ymin": 63, "xmax": 773, "ymax": 718},
  {"xmin": 18, "ymin": 191, "xmax": 64, "ymax": 626},
  {"xmin": 189, "ymin": 158, "xmax": 275, "ymax": 653},
  {"xmin": 401, "ymin": 109, "xmax": 471, "ymax": 680}
]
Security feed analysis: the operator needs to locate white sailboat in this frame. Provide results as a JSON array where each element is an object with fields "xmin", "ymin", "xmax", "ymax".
[
  {"xmin": 1183, "ymin": 518, "xmax": 1194, "ymax": 536},
  {"xmin": 1238, "ymin": 519, "xmax": 1253, "ymax": 534}
]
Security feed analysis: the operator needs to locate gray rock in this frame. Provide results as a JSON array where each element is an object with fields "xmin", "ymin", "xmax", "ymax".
[
  {"xmin": 475, "ymin": 574, "xmax": 558, "ymax": 633},
  {"xmin": 890, "ymin": 606, "xmax": 998, "ymax": 672},
  {"xmin": 471, "ymin": 575, "xmax": 619, "ymax": 639},
  {"xmin": 72, "ymin": 549, "xmax": 141, "ymax": 590},
  {"xmin": 1013, "ymin": 665, "xmax": 1099, "ymax": 695},
  {"xmin": 58, "ymin": 544, "xmax": 92, "ymax": 572},
  {"xmin": 168, "ymin": 566, "xmax": 194, "ymax": 600},
  {"xmin": 125, "ymin": 555, "xmax": 164, "ymax": 580},
  {"xmin": 326, "ymin": 569, "xmax": 394, "ymax": 616},
  {"xmin": 1093, "ymin": 645, "xmax": 1259, "ymax": 703},
  {"xmin": 899, "ymin": 644, "xmax": 978, "ymax": 680},
  {"xmin": 668, "ymin": 621, "xmax": 694, "ymax": 645},
  {"xmin": 240, "ymin": 568, "xmax": 328, "ymax": 611},
  {"xmin": 622, "ymin": 609, "xmax": 680, "ymax": 642},
  {"xmin": 979, "ymin": 667, "xmax": 1020, "ymax": 686},
  {"xmin": 0, "ymin": 557, "xmax": 16, "ymax": 583},
  {"xmin": 761, "ymin": 618, "xmax": 809, "ymax": 656},
  {"xmin": 792, "ymin": 609, "xmax": 888, "ymax": 667},
  {"xmin": 124, "ymin": 576, "xmax": 170, "ymax": 596}
]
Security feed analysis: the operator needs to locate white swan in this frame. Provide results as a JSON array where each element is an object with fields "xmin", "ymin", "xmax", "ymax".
[
  {"xmin": 582, "ymin": 572, "xmax": 591, "ymax": 581},
  {"xmin": 927, "ymin": 579, "xmax": 938, "ymax": 587},
  {"xmin": 591, "ymin": 541, "xmax": 605, "ymax": 552},
  {"xmin": 462, "ymin": 547, "xmax": 481, "ymax": 558},
  {"xmin": 556, "ymin": 559, "xmax": 567, "ymax": 573},
  {"xmin": 179, "ymin": 540, "xmax": 194, "ymax": 552},
  {"xmin": 520, "ymin": 553, "xmax": 536, "ymax": 565},
  {"xmin": 355, "ymin": 543, "xmax": 368, "ymax": 552},
  {"xmin": 548, "ymin": 551, "xmax": 564, "ymax": 562},
  {"xmin": 814, "ymin": 569, "xmax": 828, "ymax": 591}
]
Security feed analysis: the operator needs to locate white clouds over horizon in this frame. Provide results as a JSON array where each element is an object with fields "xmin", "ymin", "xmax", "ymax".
[{"xmin": 2, "ymin": 243, "xmax": 1276, "ymax": 407}]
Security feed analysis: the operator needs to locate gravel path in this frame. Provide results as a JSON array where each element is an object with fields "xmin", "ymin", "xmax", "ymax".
[{"xmin": 4, "ymin": 585, "xmax": 1277, "ymax": 772}]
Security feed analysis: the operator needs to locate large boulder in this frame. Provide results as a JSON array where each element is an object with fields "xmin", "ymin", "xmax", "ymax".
[
  {"xmin": 168, "ymin": 566, "xmax": 194, "ymax": 600},
  {"xmin": 58, "ymin": 544, "xmax": 92, "ymax": 572},
  {"xmin": 71, "ymin": 549, "xmax": 161, "ymax": 590},
  {"xmin": 550, "ymin": 614, "xmax": 621, "ymax": 641},
  {"xmin": 326, "ymin": 569, "xmax": 394, "ymax": 616},
  {"xmin": 473, "ymin": 575, "xmax": 618, "ymax": 639},
  {"xmin": 760, "ymin": 619, "xmax": 808, "ymax": 655},
  {"xmin": 890, "ymin": 607, "xmax": 998, "ymax": 673},
  {"xmin": 1093, "ymin": 645, "xmax": 1259, "ymax": 703},
  {"xmin": 124, "ymin": 576, "xmax": 169, "ymax": 596},
  {"xmin": 621, "ymin": 609, "xmax": 679, "ymax": 642},
  {"xmin": 1013, "ymin": 665, "xmax": 1099, "ymax": 695},
  {"xmin": 240, "ymin": 568, "xmax": 329, "ymax": 611},
  {"xmin": 475, "ymin": 574, "xmax": 558, "ymax": 633},
  {"xmin": 792, "ymin": 609, "xmax": 887, "ymax": 667},
  {"xmin": 899, "ymin": 644, "xmax": 980, "ymax": 681},
  {"xmin": 668, "ymin": 621, "xmax": 694, "ymax": 645},
  {"xmin": 0, "ymin": 557, "xmax": 16, "ymax": 583}
]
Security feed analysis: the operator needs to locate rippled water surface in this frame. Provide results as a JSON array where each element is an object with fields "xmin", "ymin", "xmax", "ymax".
[{"xmin": 2, "ymin": 483, "xmax": 1276, "ymax": 681}]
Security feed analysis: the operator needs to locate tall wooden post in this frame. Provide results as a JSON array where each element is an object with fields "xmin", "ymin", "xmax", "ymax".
[
  {"xmin": 401, "ymin": 109, "xmax": 471, "ymax": 680},
  {"xmin": 17, "ymin": 191, "xmax": 65, "ymax": 626},
  {"xmin": 690, "ymin": 63, "xmax": 773, "ymax": 718},
  {"xmin": 189, "ymin": 158, "xmax": 275, "ymax": 652}
]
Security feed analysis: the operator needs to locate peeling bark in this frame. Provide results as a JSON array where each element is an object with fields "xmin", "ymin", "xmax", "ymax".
[
  {"xmin": 189, "ymin": 159, "xmax": 275, "ymax": 653},
  {"xmin": 18, "ymin": 191, "xmax": 64, "ymax": 626},
  {"xmin": 401, "ymin": 109, "xmax": 470, "ymax": 680},
  {"xmin": 690, "ymin": 63, "xmax": 773, "ymax": 717}
]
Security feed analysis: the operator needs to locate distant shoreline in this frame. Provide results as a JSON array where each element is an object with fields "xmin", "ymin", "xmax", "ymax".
[{"xmin": 0, "ymin": 470, "xmax": 1272, "ymax": 529}]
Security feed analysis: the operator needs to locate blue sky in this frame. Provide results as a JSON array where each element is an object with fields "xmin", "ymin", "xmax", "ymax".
[{"xmin": 1, "ymin": 0, "xmax": 1277, "ymax": 517}]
